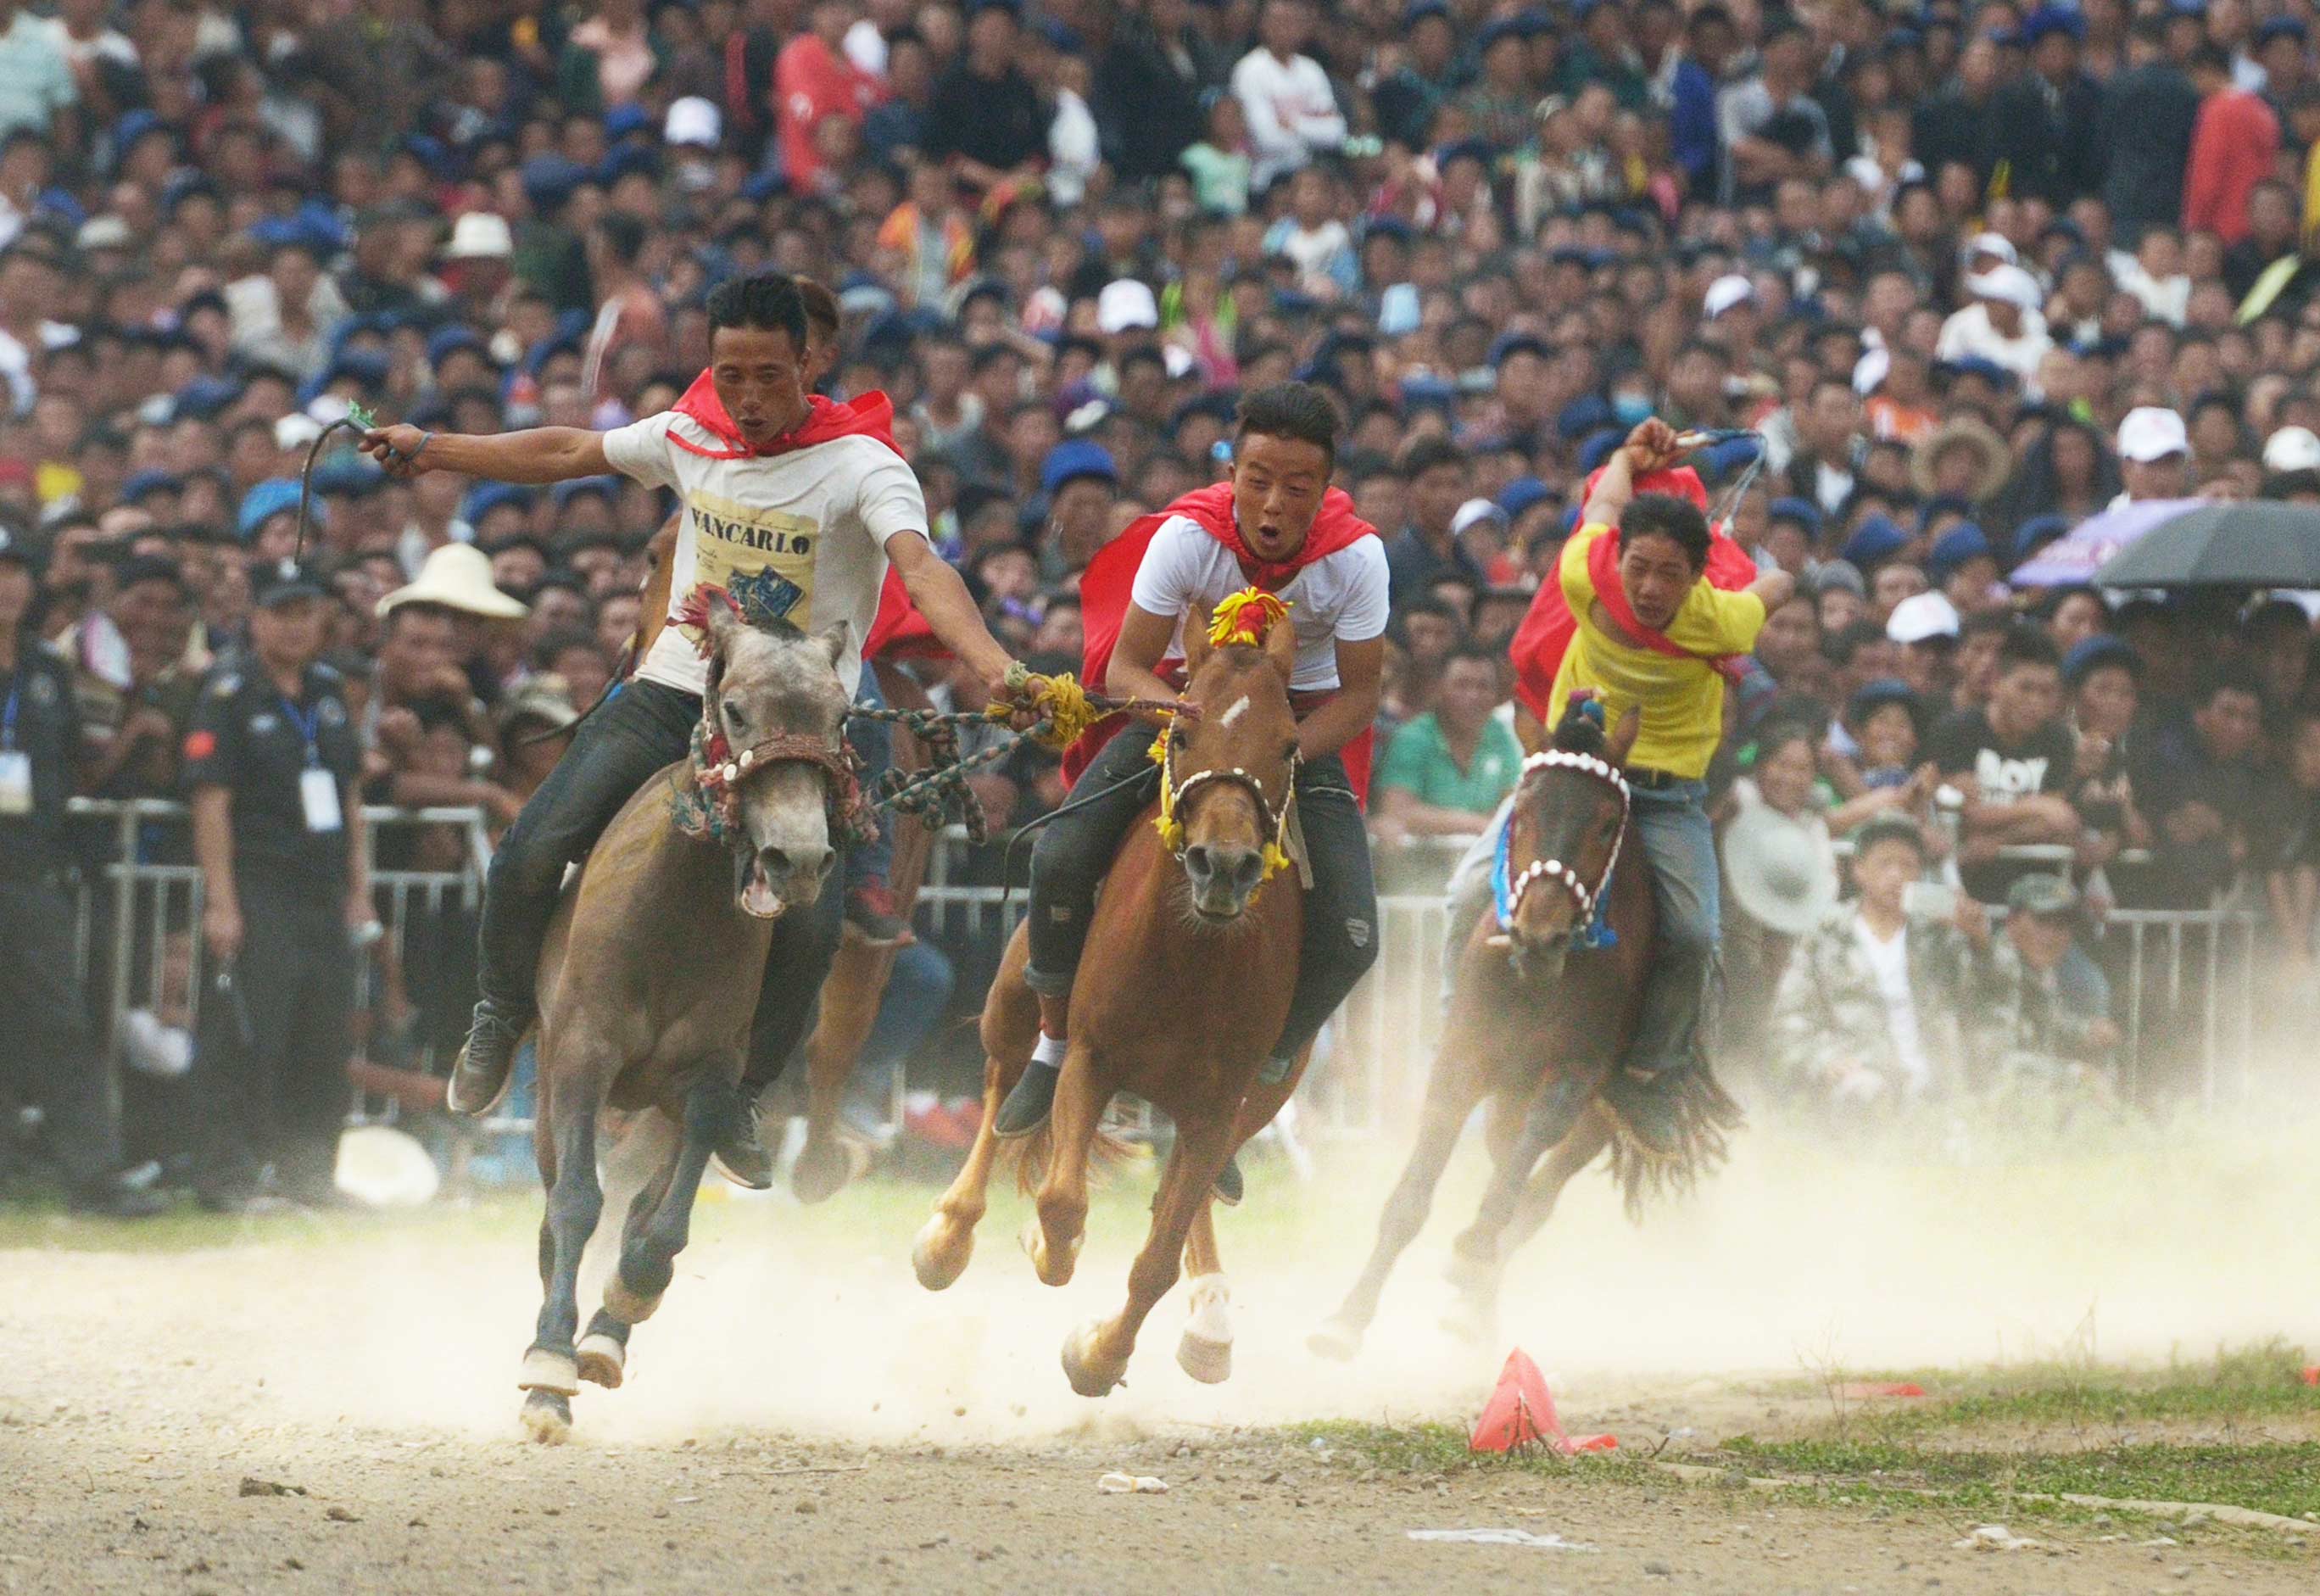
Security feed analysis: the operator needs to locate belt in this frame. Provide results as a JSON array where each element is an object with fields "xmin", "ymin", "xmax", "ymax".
[{"xmin": 1626, "ymin": 766, "xmax": 1694, "ymax": 790}]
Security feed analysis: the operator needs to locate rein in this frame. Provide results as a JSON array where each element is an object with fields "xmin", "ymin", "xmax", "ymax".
[
  {"xmin": 1491, "ymin": 748, "xmax": 1631, "ymax": 948},
  {"xmin": 1151, "ymin": 722, "xmax": 1297, "ymax": 886}
]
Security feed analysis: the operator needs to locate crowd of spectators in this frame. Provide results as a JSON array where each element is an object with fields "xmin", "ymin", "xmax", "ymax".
[{"xmin": 12, "ymin": 0, "xmax": 2320, "ymax": 1209}]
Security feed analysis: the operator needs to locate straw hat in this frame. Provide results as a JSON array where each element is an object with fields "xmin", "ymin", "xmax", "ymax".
[
  {"xmin": 377, "ymin": 543, "xmax": 529, "ymax": 620},
  {"xmin": 1909, "ymin": 415, "xmax": 2012, "ymax": 502},
  {"xmin": 332, "ymin": 1124, "xmax": 440, "ymax": 1208},
  {"xmin": 1723, "ymin": 795, "xmax": 1840, "ymax": 936}
]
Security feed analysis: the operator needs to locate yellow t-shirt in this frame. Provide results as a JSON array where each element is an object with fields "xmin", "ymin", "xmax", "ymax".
[{"xmin": 1545, "ymin": 522, "xmax": 1766, "ymax": 780}]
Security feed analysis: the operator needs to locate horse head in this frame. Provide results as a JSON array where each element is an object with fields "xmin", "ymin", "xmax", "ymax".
[
  {"xmin": 686, "ymin": 585, "xmax": 854, "ymax": 920},
  {"xmin": 1497, "ymin": 695, "xmax": 1640, "ymax": 979},
  {"xmin": 1163, "ymin": 594, "xmax": 1302, "ymax": 924}
]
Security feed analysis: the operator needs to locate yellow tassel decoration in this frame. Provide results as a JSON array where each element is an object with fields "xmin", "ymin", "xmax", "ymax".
[
  {"xmin": 1207, "ymin": 589, "xmax": 1291, "ymax": 647},
  {"xmin": 991, "ymin": 662, "xmax": 1103, "ymax": 750}
]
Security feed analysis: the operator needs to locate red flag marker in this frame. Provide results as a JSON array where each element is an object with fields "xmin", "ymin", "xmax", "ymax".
[
  {"xmin": 1469, "ymin": 1349, "xmax": 1618, "ymax": 1455},
  {"xmin": 1836, "ymin": 1381, "xmax": 1927, "ymax": 1399},
  {"xmin": 2301, "ymin": 1364, "xmax": 2318, "ymax": 1387}
]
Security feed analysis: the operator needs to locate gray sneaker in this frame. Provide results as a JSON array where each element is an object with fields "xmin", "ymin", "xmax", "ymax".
[{"xmin": 445, "ymin": 1001, "xmax": 529, "ymax": 1116}]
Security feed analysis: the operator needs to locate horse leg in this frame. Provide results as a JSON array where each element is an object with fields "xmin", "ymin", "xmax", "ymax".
[
  {"xmin": 1441, "ymin": 1104, "xmax": 1611, "ymax": 1348},
  {"xmin": 914, "ymin": 929, "xmax": 1035, "ymax": 1290},
  {"xmin": 577, "ymin": 1128, "xmax": 678, "ymax": 1390},
  {"xmin": 1308, "ymin": 1047, "xmax": 1488, "ymax": 1362},
  {"xmin": 1176, "ymin": 1203, "xmax": 1233, "ymax": 1385},
  {"xmin": 1062, "ymin": 1114, "xmax": 1232, "ymax": 1398},
  {"xmin": 605, "ymin": 1070, "xmax": 731, "ymax": 1329},
  {"xmin": 794, "ymin": 940, "xmax": 890, "ymax": 1204},
  {"xmin": 519, "ymin": 1085, "xmax": 601, "ymax": 1444},
  {"xmin": 1027, "ymin": 1041, "xmax": 1105, "ymax": 1288}
]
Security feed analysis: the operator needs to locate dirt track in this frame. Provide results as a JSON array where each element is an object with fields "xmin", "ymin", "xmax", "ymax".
[{"xmin": 4, "ymin": 1142, "xmax": 2317, "ymax": 1595}]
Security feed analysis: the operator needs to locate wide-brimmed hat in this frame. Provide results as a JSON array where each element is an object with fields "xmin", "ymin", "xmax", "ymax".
[
  {"xmin": 1724, "ymin": 795, "xmax": 1840, "ymax": 936},
  {"xmin": 376, "ymin": 543, "xmax": 528, "ymax": 620},
  {"xmin": 1910, "ymin": 416, "xmax": 2012, "ymax": 502},
  {"xmin": 496, "ymin": 674, "xmax": 580, "ymax": 735}
]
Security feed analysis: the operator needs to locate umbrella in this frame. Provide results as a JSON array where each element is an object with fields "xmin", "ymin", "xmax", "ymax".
[
  {"xmin": 2092, "ymin": 500, "xmax": 2320, "ymax": 589},
  {"xmin": 2008, "ymin": 498, "xmax": 2200, "ymax": 588}
]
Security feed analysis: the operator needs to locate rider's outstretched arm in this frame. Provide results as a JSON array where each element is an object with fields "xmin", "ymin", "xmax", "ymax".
[
  {"xmin": 361, "ymin": 424, "xmax": 611, "ymax": 485},
  {"xmin": 886, "ymin": 530, "xmax": 1018, "ymax": 696}
]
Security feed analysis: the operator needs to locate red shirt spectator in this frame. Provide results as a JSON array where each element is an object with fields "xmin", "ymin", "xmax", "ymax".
[
  {"xmin": 775, "ymin": 0, "xmax": 879, "ymax": 193},
  {"xmin": 2183, "ymin": 47, "xmax": 2280, "ymax": 246}
]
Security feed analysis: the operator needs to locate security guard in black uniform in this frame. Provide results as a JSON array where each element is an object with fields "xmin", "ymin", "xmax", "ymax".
[
  {"xmin": 0, "ymin": 528, "xmax": 165, "ymax": 1216},
  {"xmin": 183, "ymin": 560, "xmax": 374, "ymax": 1210}
]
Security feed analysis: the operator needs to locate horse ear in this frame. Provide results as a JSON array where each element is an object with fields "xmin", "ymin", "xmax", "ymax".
[
  {"xmin": 1607, "ymin": 704, "xmax": 1642, "ymax": 764},
  {"xmin": 1183, "ymin": 600, "xmax": 1213, "ymax": 677},
  {"xmin": 814, "ymin": 621, "xmax": 850, "ymax": 668},
  {"xmin": 678, "ymin": 583, "xmax": 746, "ymax": 661},
  {"xmin": 1262, "ymin": 605, "xmax": 1297, "ymax": 678}
]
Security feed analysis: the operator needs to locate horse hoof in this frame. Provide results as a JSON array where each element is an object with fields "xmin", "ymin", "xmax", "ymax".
[
  {"xmin": 1019, "ymin": 1215, "xmax": 1079, "ymax": 1287},
  {"xmin": 1439, "ymin": 1299, "xmax": 1497, "ymax": 1348},
  {"xmin": 790, "ymin": 1136, "xmax": 850, "ymax": 1205},
  {"xmin": 1176, "ymin": 1330, "xmax": 1233, "ymax": 1385},
  {"xmin": 517, "ymin": 1345, "xmax": 580, "ymax": 1397},
  {"xmin": 1307, "ymin": 1319, "xmax": 1364, "ymax": 1362},
  {"xmin": 911, "ymin": 1215, "xmax": 973, "ymax": 1292},
  {"xmin": 576, "ymin": 1331, "xmax": 626, "ymax": 1389},
  {"xmin": 521, "ymin": 1389, "xmax": 572, "ymax": 1445},
  {"xmin": 1061, "ymin": 1319, "xmax": 1124, "ymax": 1399},
  {"xmin": 602, "ymin": 1276, "xmax": 662, "ymax": 1325}
]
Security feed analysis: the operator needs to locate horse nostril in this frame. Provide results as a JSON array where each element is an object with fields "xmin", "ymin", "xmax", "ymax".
[
  {"xmin": 816, "ymin": 849, "xmax": 836, "ymax": 879},
  {"xmin": 761, "ymin": 846, "xmax": 789, "ymax": 878},
  {"xmin": 1183, "ymin": 844, "xmax": 1213, "ymax": 882},
  {"xmin": 1231, "ymin": 851, "xmax": 1263, "ymax": 891}
]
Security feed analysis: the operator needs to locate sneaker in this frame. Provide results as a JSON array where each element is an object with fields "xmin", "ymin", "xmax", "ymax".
[
  {"xmin": 843, "ymin": 882, "xmax": 913, "ymax": 948},
  {"xmin": 1600, "ymin": 1066, "xmax": 1683, "ymax": 1160},
  {"xmin": 709, "ymin": 1094, "xmax": 775, "ymax": 1190},
  {"xmin": 446, "ymin": 1000, "xmax": 529, "ymax": 1116},
  {"xmin": 1212, "ymin": 1153, "xmax": 1244, "ymax": 1207},
  {"xmin": 993, "ymin": 1061, "xmax": 1059, "ymax": 1140}
]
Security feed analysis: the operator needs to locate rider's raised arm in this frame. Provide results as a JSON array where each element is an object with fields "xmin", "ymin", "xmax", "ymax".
[
  {"xmin": 885, "ymin": 528, "xmax": 1018, "ymax": 697},
  {"xmin": 362, "ymin": 424, "xmax": 612, "ymax": 485}
]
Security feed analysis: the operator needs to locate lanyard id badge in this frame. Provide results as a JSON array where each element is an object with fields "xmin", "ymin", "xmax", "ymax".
[
  {"xmin": 300, "ymin": 767, "xmax": 343, "ymax": 833},
  {"xmin": 0, "ymin": 684, "xmax": 26, "ymax": 814},
  {"xmin": 282, "ymin": 694, "xmax": 342, "ymax": 832}
]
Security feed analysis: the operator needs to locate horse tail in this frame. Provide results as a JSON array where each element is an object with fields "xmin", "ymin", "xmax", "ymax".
[
  {"xmin": 1607, "ymin": 1060, "xmax": 1744, "ymax": 1222},
  {"xmin": 1005, "ymin": 1117, "xmax": 1134, "ymax": 1197}
]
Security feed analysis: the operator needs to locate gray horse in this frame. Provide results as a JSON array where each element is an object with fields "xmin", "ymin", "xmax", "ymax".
[{"xmin": 516, "ymin": 588, "xmax": 853, "ymax": 1443}]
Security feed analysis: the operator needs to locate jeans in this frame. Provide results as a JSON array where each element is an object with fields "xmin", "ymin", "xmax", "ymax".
[
  {"xmin": 474, "ymin": 676, "xmax": 845, "ymax": 1095},
  {"xmin": 1024, "ymin": 726, "xmax": 1380, "ymax": 1065},
  {"xmin": 1627, "ymin": 778, "xmax": 1718, "ymax": 1077},
  {"xmin": 841, "ymin": 667, "xmax": 894, "ymax": 896}
]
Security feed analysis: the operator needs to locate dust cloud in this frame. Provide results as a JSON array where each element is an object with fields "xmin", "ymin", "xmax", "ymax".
[{"xmin": 86, "ymin": 1076, "xmax": 2316, "ymax": 1452}]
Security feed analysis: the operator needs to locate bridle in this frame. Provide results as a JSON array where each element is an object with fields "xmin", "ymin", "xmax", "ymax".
[
  {"xmin": 1492, "ymin": 748, "xmax": 1631, "ymax": 935},
  {"xmin": 1152, "ymin": 720, "xmax": 1298, "ymax": 887},
  {"xmin": 678, "ymin": 669, "xmax": 876, "ymax": 850}
]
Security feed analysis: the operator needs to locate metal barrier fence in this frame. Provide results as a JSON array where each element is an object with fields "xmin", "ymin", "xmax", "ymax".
[
  {"xmin": 49, "ymin": 807, "xmax": 2265, "ymax": 1147},
  {"xmin": 62, "ymin": 797, "xmax": 492, "ymax": 1125}
]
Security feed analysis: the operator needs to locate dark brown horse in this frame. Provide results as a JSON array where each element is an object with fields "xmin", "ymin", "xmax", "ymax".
[
  {"xmin": 912, "ymin": 605, "xmax": 1308, "ymax": 1394},
  {"xmin": 516, "ymin": 591, "xmax": 855, "ymax": 1442},
  {"xmin": 1310, "ymin": 702, "xmax": 1737, "ymax": 1360}
]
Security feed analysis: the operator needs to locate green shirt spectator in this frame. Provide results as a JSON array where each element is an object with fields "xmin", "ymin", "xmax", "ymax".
[{"xmin": 1376, "ymin": 647, "xmax": 1523, "ymax": 841}]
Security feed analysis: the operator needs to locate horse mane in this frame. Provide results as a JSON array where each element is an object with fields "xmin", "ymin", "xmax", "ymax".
[
  {"xmin": 1549, "ymin": 699, "xmax": 1614, "ymax": 762},
  {"xmin": 673, "ymin": 583, "xmax": 807, "ymax": 658}
]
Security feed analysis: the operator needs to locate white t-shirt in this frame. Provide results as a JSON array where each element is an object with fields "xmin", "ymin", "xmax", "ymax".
[
  {"xmin": 1933, "ymin": 304, "xmax": 2053, "ymax": 398},
  {"xmin": 1230, "ymin": 47, "xmax": 1347, "ymax": 190},
  {"xmin": 602, "ymin": 411, "xmax": 927, "ymax": 696},
  {"xmin": 1126, "ymin": 515, "xmax": 1389, "ymax": 693},
  {"xmin": 1852, "ymin": 916, "xmax": 1931, "ymax": 1095}
]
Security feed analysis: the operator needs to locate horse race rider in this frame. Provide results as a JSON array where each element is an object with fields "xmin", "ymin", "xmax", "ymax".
[
  {"xmin": 1450, "ymin": 418, "xmax": 1793, "ymax": 1157},
  {"xmin": 990, "ymin": 381, "xmax": 1387, "ymax": 1200},
  {"xmin": 360, "ymin": 270, "xmax": 1037, "ymax": 1187}
]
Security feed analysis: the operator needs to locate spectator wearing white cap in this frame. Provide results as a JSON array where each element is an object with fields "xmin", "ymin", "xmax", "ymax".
[
  {"xmin": 2116, "ymin": 406, "xmax": 2190, "ymax": 503},
  {"xmin": 2260, "ymin": 425, "xmax": 2320, "ymax": 500},
  {"xmin": 1935, "ymin": 263, "xmax": 2053, "ymax": 396}
]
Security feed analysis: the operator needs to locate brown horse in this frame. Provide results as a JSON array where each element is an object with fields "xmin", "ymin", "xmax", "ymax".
[
  {"xmin": 1309, "ymin": 702, "xmax": 1737, "ymax": 1360},
  {"xmin": 629, "ymin": 522, "xmax": 937, "ymax": 1203},
  {"xmin": 912, "ymin": 605, "xmax": 1307, "ymax": 1395},
  {"xmin": 516, "ymin": 591, "xmax": 855, "ymax": 1442}
]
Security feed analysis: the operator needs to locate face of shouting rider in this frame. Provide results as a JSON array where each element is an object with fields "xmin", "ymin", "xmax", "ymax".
[
  {"xmin": 1230, "ymin": 428, "xmax": 1330, "ymax": 562},
  {"xmin": 707, "ymin": 321, "xmax": 814, "ymax": 451}
]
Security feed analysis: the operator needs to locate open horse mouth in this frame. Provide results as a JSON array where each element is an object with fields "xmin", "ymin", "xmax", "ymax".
[{"xmin": 737, "ymin": 851, "xmax": 784, "ymax": 919}]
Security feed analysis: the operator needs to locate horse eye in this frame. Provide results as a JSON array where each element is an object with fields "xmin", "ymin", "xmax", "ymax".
[{"xmin": 1282, "ymin": 738, "xmax": 1299, "ymax": 762}]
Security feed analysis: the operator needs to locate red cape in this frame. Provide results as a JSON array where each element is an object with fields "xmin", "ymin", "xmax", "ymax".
[
  {"xmin": 1065, "ymin": 482, "xmax": 1380, "ymax": 805},
  {"xmin": 1508, "ymin": 465, "xmax": 1759, "ymax": 720}
]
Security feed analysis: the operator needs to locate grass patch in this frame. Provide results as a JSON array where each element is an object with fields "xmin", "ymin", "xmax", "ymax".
[
  {"xmin": 1715, "ymin": 1434, "xmax": 2320, "ymax": 1521},
  {"xmin": 1779, "ymin": 1340, "xmax": 2320, "ymax": 1431}
]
